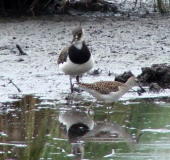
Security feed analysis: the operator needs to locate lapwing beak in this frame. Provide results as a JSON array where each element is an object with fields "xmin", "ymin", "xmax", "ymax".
[{"xmin": 71, "ymin": 37, "xmax": 75, "ymax": 44}]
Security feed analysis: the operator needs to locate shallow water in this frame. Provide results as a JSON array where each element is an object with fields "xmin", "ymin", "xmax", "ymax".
[{"xmin": 0, "ymin": 95, "xmax": 170, "ymax": 160}]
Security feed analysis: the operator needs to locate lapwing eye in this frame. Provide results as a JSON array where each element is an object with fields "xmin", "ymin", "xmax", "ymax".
[{"xmin": 78, "ymin": 33, "xmax": 82, "ymax": 37}]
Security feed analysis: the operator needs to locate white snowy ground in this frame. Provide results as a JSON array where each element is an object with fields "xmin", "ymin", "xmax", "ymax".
[{"xmin": 0, "ymin": 15, "xmax": 170, "ymax": 104}]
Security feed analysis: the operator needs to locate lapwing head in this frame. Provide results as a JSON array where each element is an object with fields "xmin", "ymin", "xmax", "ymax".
[{"xmin": 71, "ymin": 26, "xmax": 85, "ymax": 44}]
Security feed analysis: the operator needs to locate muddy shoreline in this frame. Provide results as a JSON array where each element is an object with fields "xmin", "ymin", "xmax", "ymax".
[{"xmin": 0, "ymin": 14, "xmax": 170, "ymax": 103}]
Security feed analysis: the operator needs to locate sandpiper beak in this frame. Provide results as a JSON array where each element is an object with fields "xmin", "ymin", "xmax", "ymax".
[{"xmin": 137, "ymin": 81, "xmax": 146, "ymax": 93}]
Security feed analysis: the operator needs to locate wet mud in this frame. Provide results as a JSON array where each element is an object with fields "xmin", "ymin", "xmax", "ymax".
[{"xmin": 0, "ymin": 15, "xmax": 170, "ymax": 103}]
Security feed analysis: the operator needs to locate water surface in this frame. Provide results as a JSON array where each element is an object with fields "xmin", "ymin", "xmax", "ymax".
[{"xmin": 0, "ymin": 95, "xmax": 170, "ymax": 160}]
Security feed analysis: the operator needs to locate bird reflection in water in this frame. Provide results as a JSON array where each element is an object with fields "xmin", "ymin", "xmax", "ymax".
[
  {"xmin": 59, "ymin": 108, "xmax": 143, "ymax": 159},
  {"xmin": 59, "ymin": 110, "xmax": 94, "ymax": 159}
]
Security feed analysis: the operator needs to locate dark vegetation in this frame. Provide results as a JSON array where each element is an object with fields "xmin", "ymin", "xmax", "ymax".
[
  {"xmin": 115, "ymin": 64, "xmax": 170, "ymax": 93},
  {"xmin": 138, "ymin": 64, "xmax": 170, "ymax": 89},
  {"xmin": 0, "ymin": 0, "xmax": 118, "ymax": 16},
  {"xmin": 0, "ymin": 0, "xmax": 169, "ymax": 17}
]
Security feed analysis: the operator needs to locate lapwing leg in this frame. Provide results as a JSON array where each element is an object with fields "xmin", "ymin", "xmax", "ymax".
[
  {"xmin": 87, "ymin": 100, "xmax": 97, "ymax": 113},
  {"xmin": 76, "ymin": 75, "xmax": 79, "ymax": 83},
  {"xmin": 69, "ymin": 76, "xmax": 74, "ymax": 93},
  {"xmin": 76, "ymin": 75, "xmax": 84, "ymax": 93}
]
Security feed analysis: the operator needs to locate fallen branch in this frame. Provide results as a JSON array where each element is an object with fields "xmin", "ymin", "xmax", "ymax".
[
  {"xmin": 8, "ymin": 78, "xmax": 22, "ymax": 92},
  {"xmin": 16, "ymin": 44, "xmax": 27, "ymax": 55}
]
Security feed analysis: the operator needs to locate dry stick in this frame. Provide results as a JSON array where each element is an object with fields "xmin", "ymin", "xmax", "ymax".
[
  {"xmin": 42, "ymin": 0, "xmax": 51, "ymax": 10},
  {"xmin": 157, "ymin": 0, "xmax": 167, "ymax": 13},
  {"xmin": 53, "ymin": 1, "xmax": 58, "ymax": 8},
  {"xmin": 60, "ymin": 0, "xmax": 67, "ymax": 12},
  {"xmin": 8, "ymin": 78, "xmax": 22, "ymax": 93},
  {"xmin": 29, "ymin": 0, "xmax": 39, "ymax": 16},
  {"xmin": 16, "ymin": 44, "xmax": 27, "ymax": 55}
]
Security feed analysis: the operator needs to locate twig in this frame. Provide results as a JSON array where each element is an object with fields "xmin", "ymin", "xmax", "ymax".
[
  {"xmin": 8, "ymin": 79, "xmax": 22, "ymax": 92},
  {"xmin": 16, "ymin": 44, "xmax": 27, "ymax": 55},
  {"xmin": 42, "ymin": 0, "xmax": 51, "ymax": 10},
  {"xmin": 29, "ymin": 0, "xmax": 39, "ymax": 16}
]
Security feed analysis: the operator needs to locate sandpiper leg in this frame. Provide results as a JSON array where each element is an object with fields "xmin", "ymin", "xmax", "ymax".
[
  {"xmin": 87, "ymin": 111, "xmax": 94, "ymax": 121},
  {"xmin": 87, "ymin": 100, "xmax": 97, "ymax": 113},
  {"xmin": 106, "ymin": 102, "xmax": 113, "ymax": 122},
  {"xmin": 107, "ymin": 103, "xmax": 110, "ymax": 114},
  {"xmin": 107, "ymin": 104, "xmax": 111, "ymax": 122}
]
